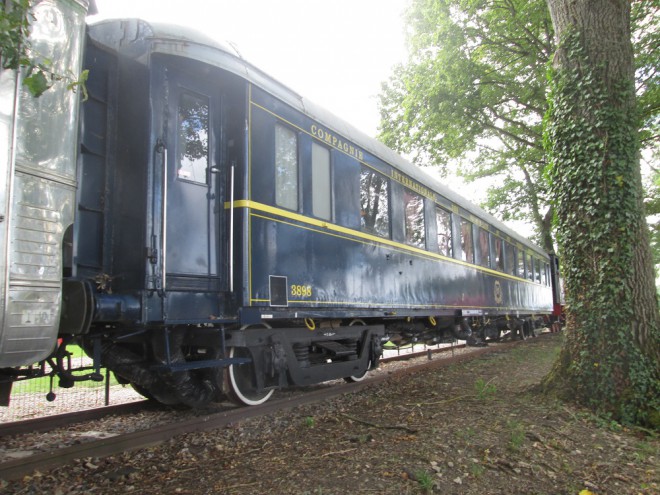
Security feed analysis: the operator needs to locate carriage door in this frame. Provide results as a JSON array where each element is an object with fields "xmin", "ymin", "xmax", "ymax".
[{"xmin": 164, "ymin": 69, "xmax": 225, "ymax": 292}]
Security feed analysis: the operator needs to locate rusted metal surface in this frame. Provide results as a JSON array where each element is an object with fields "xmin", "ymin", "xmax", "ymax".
[{"xmin": 0, "ymin": 401, "xmax": 151, "ymax": 439}]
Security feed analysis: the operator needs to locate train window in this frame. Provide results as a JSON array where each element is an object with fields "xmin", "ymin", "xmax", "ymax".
[
  {"xmin": 543, "ymin": 262, "xmax": 549, "ymax": 286},
  {"xmin": 435, "ymin": 207, "xmax": 452, "ymax": 257},
  {"xmin": 494, "ymin": 237, "xmax": 505, "ymax": 271},
  {"xmin": 526, "ymin": 253, "xmax": 534, "ymax": 281},
  {"xmin": 404, "ymin": 189, "xmax": 425, "ymax": 248},
  {"xmin": 476, "ymin": 227, "xmax": 490, "ymax": 267},
  {"xmin": 548, "ymin": 263, "xmax": 552, "ymax": 286},
  {"xmin": 311, "ymin": 143, "xmax": 331, "ymax": 220},
  {"xmin": 275, "ymin": 124, "xmax": 298, "ymax": 211},
  {"xmin": 517, "ymin": 248, "xmax": 525, "ymax": 278},
  {"xmin": 505, "ymin": 242, "xmax": 515, "ymax": 275},
  {"xmin": 177, "ymin": 92, "xmax": 209, "ymax": 185},
  {"xmin": 535, "ymin": 258, "xmax": 542, "ymax": 284},
  {"xmin": 532, "ymin": 256, "xmax": 538, "ymax": 282},
  {"xmin": 460, "ymin": 218, "xmax": 474, "ymax": 263},
  {"xmin": 360, "ymin": 167, "xmax": 390, "ymax": 238}
]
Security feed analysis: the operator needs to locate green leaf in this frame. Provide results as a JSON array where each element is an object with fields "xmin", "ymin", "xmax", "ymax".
[{"xmin": 22, "ymin": 71, "xmax": 50, "ymax": 97}]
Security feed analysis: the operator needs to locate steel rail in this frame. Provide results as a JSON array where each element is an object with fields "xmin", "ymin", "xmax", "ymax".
[
  {"xmin": 0, "ymin": 400, "xmax": 152, "ymax": 439},
  {"xmin": 0, "ymin": 342, "xmax": 509, "ymax": 482},
  {"xmin": 0, "ymin": 343, "xmax": 467, "ymax": 436}
]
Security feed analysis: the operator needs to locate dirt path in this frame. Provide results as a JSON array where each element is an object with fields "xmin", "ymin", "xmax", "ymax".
[{"xmin": 5, "ymin": 333, "xmax": 658, "ymax": 494}]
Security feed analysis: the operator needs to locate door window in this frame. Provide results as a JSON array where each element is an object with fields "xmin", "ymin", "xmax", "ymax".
[{"xmin": 177, "ymin": 92, "xmax": 209, "ymax": 184}]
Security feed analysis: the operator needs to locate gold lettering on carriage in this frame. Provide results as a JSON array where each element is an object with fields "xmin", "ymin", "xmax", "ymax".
[
  {"xmin": 390, "ymin": 170, "xmax": 434, "ymax": 200},
  {"xmin": 310, "ymin": 124, "xmax": 364, "ymax": 160}
]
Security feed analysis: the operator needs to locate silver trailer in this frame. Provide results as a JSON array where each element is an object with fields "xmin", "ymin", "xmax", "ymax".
[{"xmin": 0, "ymin": 0, "xmax": 91, "ymax": 368}]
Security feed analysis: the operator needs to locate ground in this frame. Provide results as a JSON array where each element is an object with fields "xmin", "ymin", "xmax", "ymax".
[{"xmin": 7, "ymin": 334, "xmax": 659, "ymax": 494}]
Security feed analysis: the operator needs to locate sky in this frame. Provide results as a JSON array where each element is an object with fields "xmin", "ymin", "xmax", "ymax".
[{"xmin": 90, "ymin": 0, "xmax": 409, "ymax": 138}]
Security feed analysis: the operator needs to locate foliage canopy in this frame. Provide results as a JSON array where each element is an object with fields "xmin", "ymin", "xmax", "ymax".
[
  {"xmin": 379, "ymin": 0, "xmax": 658, "ymax": 253},
  {"xmin": 379, "ymin": 0, "xmax": 554, "ymax": 248}
]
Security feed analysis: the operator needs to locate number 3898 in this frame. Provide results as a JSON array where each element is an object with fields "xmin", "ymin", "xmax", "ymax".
[{"xmin": 290, "ymin": 284, "xmax": 313, "ymax": 298}]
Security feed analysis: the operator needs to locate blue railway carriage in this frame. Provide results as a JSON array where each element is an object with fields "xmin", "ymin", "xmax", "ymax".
[{"xmin": 0, "ymin": 17, "xmax": 554, "ymax": 407}]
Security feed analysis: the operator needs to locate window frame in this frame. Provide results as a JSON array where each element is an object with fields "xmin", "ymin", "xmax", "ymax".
[
  {"xmin": 516, "ymin": 248, "xmax": 525, "ymax": 279},
  {"xmin": 176, "ymin": 90, "xmax": 210, "ymax": 186},
  {"xmin": 403, "ymin": 188, "xmax": 426, "ymax": 249},
  {"xmin": 493, "ymin": 236, "xmax": 505, "ymax": 272},
  {"xmin": 274, "ymin": 123, "xmax": 299, "ymax": 211},
  {"xmin": 505, "ymin": 241, "xmax": 515, "ymax": 275},
  {"xmin": 476, "ymin": 226, "xmax": 490, "ymax": 268},
  {"xmin": 460, "ymin": 218, "xmax": 474, "ymax": 264},
  {"xmin": 360, "ymin": 166, "xmax": 391, "ymax": 239},
  {"xmin": 525, "ymin": 252, "xmax": 534, "ymax": 281},
  {"xmin": 311, "ymin": 142, "xmax": 332, "ymax": 221},
  {"xmin": 435, "ymin": 206, "xmax": 452, "ymax": 258}
]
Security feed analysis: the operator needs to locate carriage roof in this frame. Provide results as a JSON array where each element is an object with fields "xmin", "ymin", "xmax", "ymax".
[{"xmin": 88, "ymin": 18, "xmax": 547, "ymax": 257}]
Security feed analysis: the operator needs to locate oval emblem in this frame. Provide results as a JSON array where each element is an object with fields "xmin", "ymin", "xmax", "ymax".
[{"xmin": 494, "ymin": 280, "xmax": 503, "ymax": 305}]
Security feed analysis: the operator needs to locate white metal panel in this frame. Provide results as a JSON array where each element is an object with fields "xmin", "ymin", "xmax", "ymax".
[{"xmin": 0, "ymin": 0, "xmax": 89, "ymax": 367}]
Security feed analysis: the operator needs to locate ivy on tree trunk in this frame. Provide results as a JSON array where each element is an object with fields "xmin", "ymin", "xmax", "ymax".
[{"xmin": 543, "ymin": 0, "xmax": 659, "ymax": 426}]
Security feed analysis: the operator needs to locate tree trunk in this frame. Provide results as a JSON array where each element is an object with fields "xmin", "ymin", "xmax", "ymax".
[{"xmin": 544, "ymin": 0, "xmax": 659, "ymax": 426}]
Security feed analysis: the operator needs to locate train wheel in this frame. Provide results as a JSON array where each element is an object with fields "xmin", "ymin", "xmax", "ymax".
[
  {"xmin": 520, "ymin": 320, "xmax": 530, "ymax": 340},
  {"xmin": 224, "ymin": 346, "xmax": 274, "ymax": 406},
  {"xmin": 487, "ymin": 328, "xmax": 501, "ymax": 341},
  {"xmin": 530, "ymin": 321, "xmax": 540, "ymax": 338},
  {"xmin": 129, "ymin": 381, "xmax": 182, "ymax": 405},
  {"xmin": 130, "ymin": 382, "xmax": 156, "ymax": 401},
  {"xmin": 345, "ymin": 367, "xmax": 369, "ymax": 382},
  {"xmin": 344, "ymin": 319, "xmax": 370, "ymax": 383}
]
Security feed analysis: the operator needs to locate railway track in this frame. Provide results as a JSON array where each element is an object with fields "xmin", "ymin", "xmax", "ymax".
[
  {"xmin": 0, "ymin": 339, "xmax": 521, "ymax": 482},
  {"xmin": 0, "ymin": 342, "xmax": 468, "ymax": 439}
]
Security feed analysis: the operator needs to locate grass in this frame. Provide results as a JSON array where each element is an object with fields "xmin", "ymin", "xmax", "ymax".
[
  {"xmin": 12, "ymin": 370, "xmax": 119, "ymax": 396},
  {"xmin": 470, "ymin": 461, "xmax": 485, "ymax": 478},
  {"xmin": 474, "ymin": 377, "xmax": 497, "ymax": 400},
  {"xmin": 509, "ymin": 340, "xmax": 561, "ymax": 365},
  {"xmin": 10, "ymin": 345, "xmax": 119, "ymax": 396},
  {"xmin": 457, "ymin": 426, "xmax": 476, "ymax": 441},
  {"xmin": 414, "ymin": 470, "xmax": 434, "ymax": 492},
  {"xmin": 633, "ymin": 439, "xmax": 659, "ymax": 462},
  {"xmin": 507, "ymin": 419, "xmax": 526, "ymax": 452}
]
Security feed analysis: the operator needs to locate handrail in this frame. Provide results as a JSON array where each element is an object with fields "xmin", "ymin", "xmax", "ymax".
[
  {"xmin": 160, "ymin": 143, "xmax": 168, "ymax": 293},
  {"xmin": 229, "ymin": 164, "xmax": 235, "ymax": 292}
]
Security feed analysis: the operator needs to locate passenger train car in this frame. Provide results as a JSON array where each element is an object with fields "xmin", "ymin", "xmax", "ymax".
[{"xmin": 0, "ymin": 6, "xmax": 559, "ymax": 407}]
